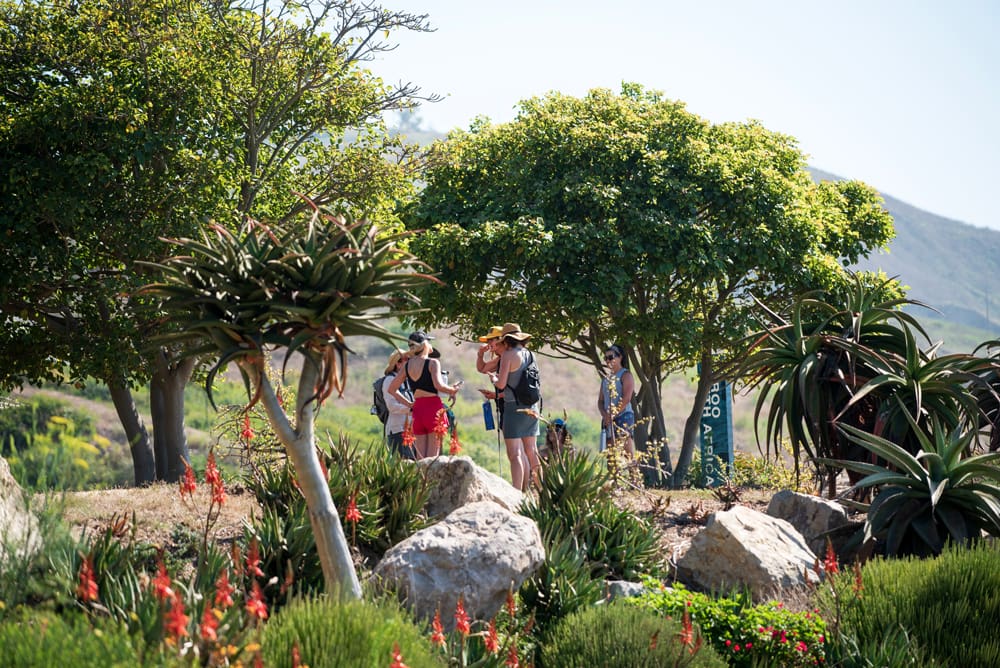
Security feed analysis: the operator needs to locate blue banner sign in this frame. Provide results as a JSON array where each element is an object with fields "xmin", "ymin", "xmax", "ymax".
[{"xmin": 699, "ymin": 380, "xmax": 734, "ymax": 487}]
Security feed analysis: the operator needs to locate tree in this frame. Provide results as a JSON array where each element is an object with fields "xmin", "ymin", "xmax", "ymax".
[
  {"xmin": 142, "ymin": 205, "xmax": 434, "ymax": 598},
  {"xmin": 0, "ymin": 0, "xmax": 432, "ymax": 483},
  {"xmin": 405, "ymin": 84, "xmax": 894, "ymax": 486}
]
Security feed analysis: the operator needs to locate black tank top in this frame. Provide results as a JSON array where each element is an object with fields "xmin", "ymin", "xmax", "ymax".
[{"xmin": 407, "ymin": 358, "xmax": 437, "ymax": 393}]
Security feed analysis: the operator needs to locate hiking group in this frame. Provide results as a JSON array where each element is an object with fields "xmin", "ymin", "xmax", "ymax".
[{"xmin": 373, "ymin": 325, "xmax": 634, "ymax": 492}]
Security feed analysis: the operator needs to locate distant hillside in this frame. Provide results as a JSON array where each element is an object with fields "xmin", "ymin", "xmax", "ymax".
[{"xmin": 810, "ymin": 167, "xmax": 1000, "ymax": 350}]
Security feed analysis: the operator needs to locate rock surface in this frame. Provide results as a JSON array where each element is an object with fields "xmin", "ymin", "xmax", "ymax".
[
  {"xmin": 373, "ymin": 500, "xmax": 544, "ymax": 627},
  {"xmin": 677, "ymin": 505, "xmax": 818, "ymax": 600},
  {"xmin": 766, "ymin": 489, "xmax": 852, "ymax": 556},
  {"xmin": 417, "ymin": 456, "xmax": 524, "ymax": 518},
  {"xmin": 0, "ymin": 456, "xmax": 41, "ymax": 563}
]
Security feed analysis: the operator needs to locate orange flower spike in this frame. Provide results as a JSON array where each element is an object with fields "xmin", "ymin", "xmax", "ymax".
[
  {"xmin": 76, "ymin": 555, "xmax": 99, "ymax": 602},
  {"xmin": 823, "ymin": 539, "xmax": 839, "ymax": 575},
  {"xmin": 433, "ymin": 408, "xmax": 449, "ymax": 437},
  {"xmin": 245, "ymin": 580, "xmax": 269, "ymax": 620},
  {"xmin": 402, "ymin": 417, "xmax": 415, "ymax": 448},
  {"xmin": 449, "ymin": 428, "xmax": 462, "ymax": 455},
  {"xmin": 454, "ymin": 596, "xmax": 471, "ymax": 636},
  {"xmin": 430, "ymin": 609, "xmax": 446, "ymax": 647},
  {"xmin": 679, "ymin": 609, "xmax": 694, "ymax": 648},
  {"xmin": 345, "ymin": 493, "xmax": 362, "ymax": 524},
  {"xmin": 164, "ymin": 594, "xmax": 190, "ymax": 640},
  {"xmin": 200, "ymin": 606, "xmax": 219, "ymax": 641},
  {"xmin": 180, "ymin": 459, "xmax": 197, "ymax": 499},
  {"xmin": 852, "ymin": 561, "xmax": 864, "ymax": 598},
  {"xmin": 241, "ymin": 414, "xmax": 255, "ymax": 441},
  {"xmin": 484, "ymin": 618, "xmax": 500, "ymax": 654},
  {"xmin": 505, "ymin": 589, "xmax": 517, "ymax": 619},
  {"xmin": 504, "ymin": 644, "xmax": 520, "ymax": 668},
  {"xmin": 389, "ymin": 643, "xmax": 410, "ymax": 668},
  {"xmin": 206, "ymin": 451, "xmax": 227, "ymax": 506},
  {"xmin": 152, "ymin": 560, "xmax": 174, "ymax": 602},
  {"xmin": 246, "ymin": 538, "xmax": 265, "ymax": 578},
  {"xmin": 214, "ymin": 570, "xmax": 235, "ymax": 608},
  {"xmin": 291, "ymin": 643, "xmax": 303, "ymax": 668}
]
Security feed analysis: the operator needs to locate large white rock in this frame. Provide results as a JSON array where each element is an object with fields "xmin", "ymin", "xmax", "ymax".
[
  {"xmin": 766, "ymin": 489, "xmax": 851, "ymax": 556},
  {"xmin": 373, "ymin": 500, "xmax": 544, "ymax": 627},
  {"xmin": 417, "ymin": 456, "xmax": 524, "ymax": 518},
  {"xmin": 0, "ymin": 456, "xmax": 41, "ymax": 563},
  {"xmin": 677, "ymin": 505, "xmax": 818, "ymax": 601}
]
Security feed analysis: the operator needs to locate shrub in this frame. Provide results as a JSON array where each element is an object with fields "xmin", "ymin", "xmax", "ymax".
[
  {"xmin": 539, "ymin": 602, "xmax": 726, "ymax": 668},
  {"xmin": 261, "ymin": 596, "xmax": 443, "ymax": 668},
  {"xmin": 0, "ymin": 610, "xmax": 154, "ymax": 667},
  {"xmin": 629, "ymin": 580, "xmax": 827, "ymax": 667},
  {"xmin": 818, "ymin": 541, "xmax": 1000, "ymax": 667}
]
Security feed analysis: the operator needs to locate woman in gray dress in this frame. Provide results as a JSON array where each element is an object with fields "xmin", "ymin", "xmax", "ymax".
[{"xmin": 488, "ymin": 323, "xmax": 541, "ymax": 491}]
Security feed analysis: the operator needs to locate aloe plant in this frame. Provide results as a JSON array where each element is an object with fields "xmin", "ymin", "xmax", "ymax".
[
  {"xmin": 141, "ymin": 205, "xmax": 436, "ymax": 598},
  {"xmin": 825, "ymin": 409, "xmax": 1000, "ymax": 557}
]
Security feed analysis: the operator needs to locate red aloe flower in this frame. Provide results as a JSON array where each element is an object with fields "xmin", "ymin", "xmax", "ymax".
[
  {"xmin": 484, "ymin": 618, "xmax": 500, "ymax": 654},
  {"xmin": 200, "ymin": 606, "xmax": 219, "ymax": 641},
  {"xmin": 179, "ymin": 459, "xmax": 197, "ymax": 499},
  {"xmin": 345, "ymin": 493, "xmax": 362, "ymax": 524},
  {"xmin": 649, "ymin": 629, "xmax": 660, "ymax": 651},
  {"xmin": 449, "ymin": 428, "xmax": 462, "ymax": 455},
  {"xmin": 823, "ymin": 540, "xmax": 839, "ymax": 575},
  {"xmin": 505, "ymin": 589, "xmax": 516, "ymax": 619},
  {"xmin": 245, "ymin": 580, "xmax": 269, "ymax": 620},
  {"xmin": 206, "ymin": 451, "xmax": 226, "ymax": 506},
  {"xmin": 430, "ymin": 609, "xmax": 446, "ymax": 647},
  {"xmin": 152, "ymin": 560, "xmax": 174, "ymax": 602},
  {"xmin": 164, "ymin": 594, "xmax": 189, "ymax": 640},
  {"xmin": 214, "ymin": 570, "xmax": 235, "ymax": 608},
  {"xmin": 454, "ymin": 596, "xmax": 471, "ymax": 636},
  {"xmin": 291, "ymin": 643, "xmax": 303, "ymax": 668},
  {"xmin": 246, "ymin": 538, "xmax": 264, "ymax": 578},
  {"xmin": 402, "ymin": 417, "xmax": 415, "ymax": 448},
  {"xmin": 679, "ymin": 609, "xmax": 694, "ymax": 648},
  {"xmin": 76, "ymin": 555, "xmax": 98, "ymax": 602},
  {"xmin": 390, "ymin": 643, "xmax": 410, "ymax": 668},
  {"xmin": 241, "ymin": 414, "xmax": 255, "ymax": 441},
  {"xmin": 433, "ymin": 408, "xmax": 449, "ymax": 437},
  {"xmin": 852, "ymin": 561, "xmax": 864, "ymax": 597},
  {"xmin": 505, "ymin": 644, "xmax": 519, "ymax": 668}
]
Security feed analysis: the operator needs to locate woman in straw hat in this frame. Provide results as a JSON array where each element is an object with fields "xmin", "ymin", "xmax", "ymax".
[
  {"xmin": 381, "ymin": 348, "xmax": 416, "ymax": 460},
  {"xmin": 476, "ymin": 325, "xmax": 505, "ymax": 431},
  {"xmin": 388, "ymin": 331, "xmax": 463, "ymax": 458},
  {"xmin": 488, "ymin": 323, "xmax": 541, "ymax": 491}
]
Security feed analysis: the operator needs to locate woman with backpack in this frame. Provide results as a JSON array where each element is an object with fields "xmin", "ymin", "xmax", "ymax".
[
  {"xmin": 381, "ymin": 349, "xmax": 416, "ymax": 460},
  {"xmin": 388, "ymin": 331, "xmax": 463, "ymax": 459},
  {"xmin": 598, "ymin": 343, "xmax": 635, "ymax": 460},
  {"xmin": 488, "ymin": 323, "xmax": 541, "ymax": 491}
]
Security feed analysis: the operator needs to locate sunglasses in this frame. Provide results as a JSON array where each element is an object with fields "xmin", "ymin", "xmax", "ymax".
[{"xmin": 604, "ymin": 353, "xmax": 618, "ymax": 361}]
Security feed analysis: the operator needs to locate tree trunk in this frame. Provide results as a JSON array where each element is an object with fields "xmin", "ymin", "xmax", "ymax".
[
  {"xmin": 151, "ymin": 352, "xmax": 194, "ymax": 482},
  {"xmin": 671, "ymin": 351, "xmax": 716, "ymax": 487},
  {"xmin": 633, "ymin": 380, "xmax": 673, "ymax": 487},
  {"xmin": 107, "ymin": 380, "xmax": 155, "ymax": 486},
  {"xmin": 249, "ymin": 357, "xmax": 362, "ymax": 599}
]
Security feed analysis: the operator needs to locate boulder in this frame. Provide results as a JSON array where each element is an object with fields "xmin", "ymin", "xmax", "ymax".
[
  {"xmin": 766, "ymin": 490, "xmax": 852, "ymax": 556},
  {"xmin": 676, "ymin": 505, "xmax": 818, "ymax": 601},
  {"xmin": 417, "ymin": 456, "xmax": 524, "ymax": 517},
  {"xmin": 373, "ymin": 500, "xmax": 544, "ymax": 627},
  {"xmin": 0, "ymin": 456, "xmax": 41, "ymax": 563}
]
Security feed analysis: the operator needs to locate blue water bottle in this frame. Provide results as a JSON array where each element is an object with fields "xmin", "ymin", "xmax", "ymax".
[{"xmin": 482, "ymin": 400, "xmax": 495, "ymax": 431}]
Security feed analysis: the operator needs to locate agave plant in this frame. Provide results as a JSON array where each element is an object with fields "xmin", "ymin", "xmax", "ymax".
[
  {"xmin": 141, "ymin": 204, "xmax": 437, "ymax": 598},
  {"xmin": 826, "ymin": 409, "xmax": 1000, "ymax": 557}
]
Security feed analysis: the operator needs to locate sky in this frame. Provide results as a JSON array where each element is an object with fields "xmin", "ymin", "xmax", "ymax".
[{"xmin": 371, "ymin": 0, "xmax": 1000, "ymax": 232}]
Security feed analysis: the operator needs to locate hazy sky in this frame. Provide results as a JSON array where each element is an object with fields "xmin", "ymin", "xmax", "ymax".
[{"xmin": 372, "ymin": 0, "xmax": 1000, "ymax": 231}]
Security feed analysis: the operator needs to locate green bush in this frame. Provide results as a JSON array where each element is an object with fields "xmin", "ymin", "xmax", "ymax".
[
  {"xmin": 539, "ymin": 602, "xmax": 726, "ymax": 668},
  {"xmin": 262, "ymin": 596, "xmax": 443, "ymax": 668},
  {"xmin": 819, "ymin": 541, "xmax": 1000, "ymax": 667},
  {"xmin": 0, "ymin": 610, "xmax": 156, "ymax": 667},
  {"xmin": 629, "ymin": 580, "xmax": 827, "ymax": 667}
]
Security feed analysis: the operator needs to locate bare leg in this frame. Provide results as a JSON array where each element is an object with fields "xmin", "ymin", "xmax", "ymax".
[
  {"xmin": 414, "ymin": 434, "xmax": 431, "ymax": 459},
  {"xmin": 523, "ymin": 436, "xmax": 541, "ymax": 487},
  {"xmin": 505, "ymin": 438, "xmax": 525, "ymax": 490},
  {"xmin": 426, "ymin": 433, "xmax": 442, "ymax": 458}
]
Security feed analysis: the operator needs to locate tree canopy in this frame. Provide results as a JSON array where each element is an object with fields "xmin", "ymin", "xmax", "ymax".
[{"xmin": 404, "ymin": 84, "xmax": 895, "ymax": 485}]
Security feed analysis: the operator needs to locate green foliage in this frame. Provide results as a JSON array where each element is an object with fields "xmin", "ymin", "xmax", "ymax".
[
  {"xmin": 0, "ymin": 610, "xmax": 153, "ymax": 667},
  {"xmin": 5, "ymin": 415, "xmax": 107, "ymax": 491},
  {"xmin": 0, "ymin": 395, "xmax": 95, "ymax": 453},
  {"xmin": 539, "ymin": 602, "xmax": 726, "ymax": 668},
  {"xmin": 826, "ymin": 412, "xmax": 1000, "ymax": 557},
  {"xmin": 818, "ymin": 542, "xmax": 1000, "ymax": 667},
  {"xmin": 630, "ymin": 580, "xmax": 827, "ymax": 667},
  {"xmin": 518, "ymin": 450, "xmax": 663, "ymax": 634},
  {"xmin": 685, "ymin": 449, "xmax": 804, "ymax": 491},
  {"xmin": 261, "ymin": 596, "xmax": 443, "ymax": 668}
]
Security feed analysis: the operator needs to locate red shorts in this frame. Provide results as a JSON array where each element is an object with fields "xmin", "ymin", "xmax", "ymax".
[{"xmin": 412, "ymin": 396, "xmax": 448, "ymax": 436}]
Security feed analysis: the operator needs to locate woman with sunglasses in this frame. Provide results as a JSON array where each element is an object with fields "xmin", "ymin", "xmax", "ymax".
[
  {"xmin": 388, "ymin": 331, "xmax": 463, "ymax": 458},
  {"xmin": 598, "ymin": 344, "xmax": 635, "ymax": 460}
]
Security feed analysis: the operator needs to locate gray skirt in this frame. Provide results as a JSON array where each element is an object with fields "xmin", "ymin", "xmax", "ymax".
[{"xmin": 502, "ymin": 400, "xmax": 539, "ymax": 438}]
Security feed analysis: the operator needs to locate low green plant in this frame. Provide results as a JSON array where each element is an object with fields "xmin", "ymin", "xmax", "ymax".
[
  {"xmin": 261, "ymin": 596, "xmax": 443, "ymax": 668},
  {"xmin": 629, "ymin": 579, "xmax": 827, "ymax": 667},
  {"xmin": 826, "ymin": 408, "xmax": 1000, "ymax": 557},
  {"xmin": 685, "ymin": 449, "xmax": 805, "ymax": 491},
  {"xmin": 539, "ymin": 602, "xmax": 726, "ymax": 668},
  {"xmin": 0, "ymin": 610, "xmax": 155, "ymax": 667},
  {"xmin": 517, "ymin": 532, "xmax": 604, "ymax": 636},
  {"xmin": 817, "ymin": 541, "xmax": 1000, "ymax": 667}
]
